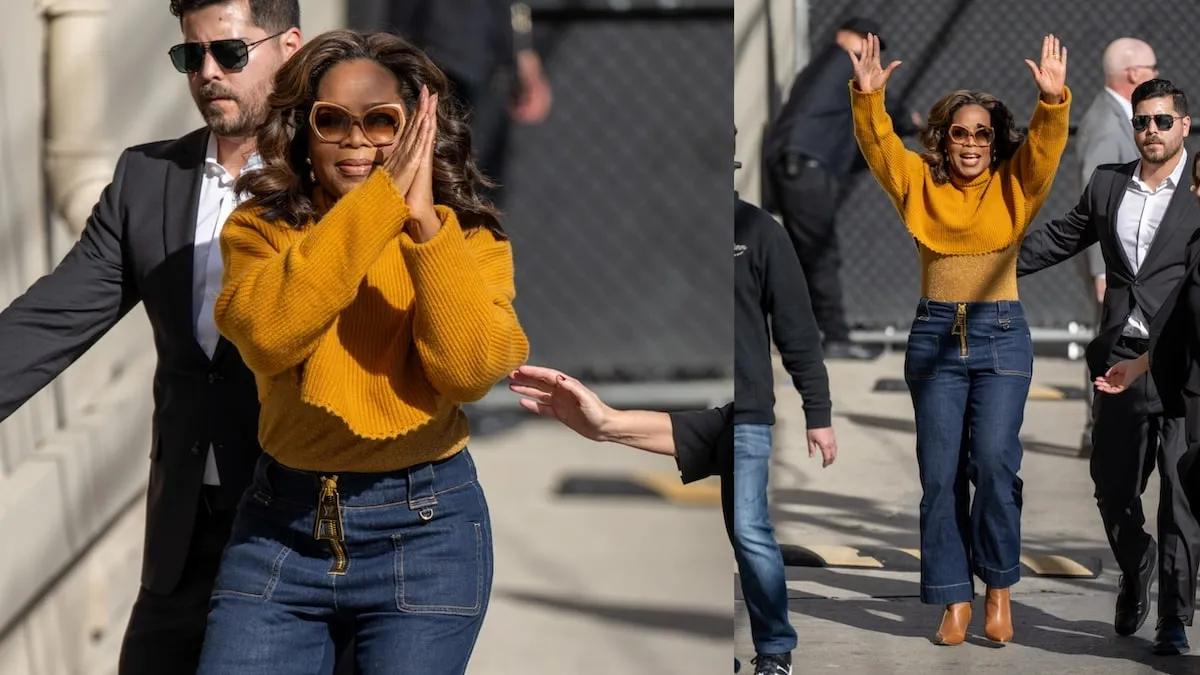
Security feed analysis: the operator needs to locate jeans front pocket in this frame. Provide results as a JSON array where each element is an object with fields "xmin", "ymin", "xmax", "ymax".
[
  {"xmin": 991, "ymin": 329, "xmax": 1033, "ymax": 377},
  {"xmin": 211, "ymin": 503, "xmax": 293, "ymax": 601},
  {"xmin": 394, "ymin": 519, "xmax": 485, "ymax": 616},
  {"xmin": 905, "ymin": 333, "xmax": 940, "ymax": 382}
]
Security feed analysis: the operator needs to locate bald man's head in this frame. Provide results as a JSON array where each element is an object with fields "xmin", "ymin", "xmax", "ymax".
[{"xmin": 1103, "ymin": 38, "xmax": 1158, "ymax": 95}]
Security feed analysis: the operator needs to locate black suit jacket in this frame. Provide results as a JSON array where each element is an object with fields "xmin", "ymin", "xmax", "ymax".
[
  {"xmin": 1017, "ymin": 159, "xmax": 1200, "ymax": 381},
  {"xmin": 1149, "ymin": 228, "xmax": 1200, "ymax": 421},
  {"xmin": 0, "ymin": 128, "xmax": 262, "ymax": 595}
]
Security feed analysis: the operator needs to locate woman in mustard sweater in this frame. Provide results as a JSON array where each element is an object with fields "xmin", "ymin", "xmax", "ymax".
[
  {"xmin": 196, "ymin": 31, "xmax": 528, "ymax": 674},
  {"xmin": 850, "ymin": 33, "xmax": 1070, "ymax": 645}
]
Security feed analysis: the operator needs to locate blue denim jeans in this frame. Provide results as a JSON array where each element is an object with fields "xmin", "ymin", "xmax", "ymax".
[
  {"xmin": 197, "ymin": 449, "xmax": 493, "ymax": 675},
  {"xmin": 905, "ymin": 298, "xmax": 1032, "ymax": 605},
  {"xmin": 734, "ymin": 423, "xmax": 797, "ymax": 654}
]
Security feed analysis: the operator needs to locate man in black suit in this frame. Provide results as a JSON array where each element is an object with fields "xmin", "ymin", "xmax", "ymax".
[
  {"xmin": 0, "ymin": 1, "xmax": 301, "ymax": 672},
  {"xmin": 384, "ymin": 0, "xmax": 551, "ymax": 208},
  {"xmin": 1018, "ymin": 78, "xmax": 1200, "ymax": 655}
]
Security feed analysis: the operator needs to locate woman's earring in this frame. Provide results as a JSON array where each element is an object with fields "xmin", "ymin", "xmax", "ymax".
[{"xmin": 305, "ymin": 156, "xmax": 316, "ymax": 183}]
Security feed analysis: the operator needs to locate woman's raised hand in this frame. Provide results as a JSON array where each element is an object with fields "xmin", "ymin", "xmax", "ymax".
[
  {"xmin": 382, "ymin": 85, "xmax": 435, "ymax": 199},
  {"xmin": 380, "ymin": 85, "xmax": 440, "ymax": 241},
  {"xmin": 848, "ymin": 33, "xmax": 900, "ymax": 94},
  {"xmin": 1025, "ymin": 34, "xmax": 1067, "ymax": 103}
]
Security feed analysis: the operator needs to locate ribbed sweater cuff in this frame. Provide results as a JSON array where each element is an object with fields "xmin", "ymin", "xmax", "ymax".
[{"xmin": 804, "ymin": 406, "xmax": 832, "ymax": 429}]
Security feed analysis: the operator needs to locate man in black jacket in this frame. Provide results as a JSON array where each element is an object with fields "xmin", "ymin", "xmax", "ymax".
[
  {"xmin": 734, "ymin": 188, "xmax": 837, "ymax": 675},
  {"xmin": 763, "ymin": 16, "xmax": 918, "ymax": 360},
  {"xmin": 1018, "ymin": 78, "xmax": 1200, "ymax": 655},
  {"xmin": 385, "ymin": 0, "xmax": 551, "ymax": 207},
  {"xmin": 0, "ymin": 1, "xmax": 308, "ymax": 672}
]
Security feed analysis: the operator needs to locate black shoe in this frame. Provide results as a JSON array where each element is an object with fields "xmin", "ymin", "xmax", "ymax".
[
  {"xmin": 752, "ymin": 652, "xmax": 792, "ymax": 675},
  {"xmin": 822, "ymin": 341, "xmax": 878, "ymax": 360},
  {"xmin": 1152, "ymin": 617, "xmax": 1190, "ymax": 655},
  {"xmin": 1115, "ymin": 545, "xmax": 1156, "ymax": 636}
]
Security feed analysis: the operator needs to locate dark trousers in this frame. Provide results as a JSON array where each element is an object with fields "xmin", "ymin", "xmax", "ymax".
[
  {"xmin": 117, "ymin": 491, "xmax": 357, "ymax": 675},
  {"xmin": 447, "ymin": 72, "xmax": 512, "ymax": 209},
  {"xmin": 905, "ymin": 299, "xmax": 1033, "ymax": 604},
  {"xmin": 768, "ymin": 155, "xmax": 850, "ymax": 343},
  {"xmin": 1091, "ymin": 338, "xmax": 1200, "ymax": 623}
]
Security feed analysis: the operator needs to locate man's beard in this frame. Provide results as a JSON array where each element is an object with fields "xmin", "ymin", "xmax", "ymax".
[
  {"xmin": 1139, "ymin": 136, "xmax": 1183, "ymax": 164},
  {"xmin": 197, "ymin": 82, "xmax": 269, "ymax": 137}
]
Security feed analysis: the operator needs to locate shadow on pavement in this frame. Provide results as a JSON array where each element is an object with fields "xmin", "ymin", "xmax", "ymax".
[
  {"xmin": 840, "ymin": 412, "xmax": 1085, "ymax": 459},
  {"xmin": 778, "ymin": 569, "xmax": 1198, "ymax": 674},
  {"xmin": 498, "ymin": 589, "xmax": 732, "ymax": 639}
]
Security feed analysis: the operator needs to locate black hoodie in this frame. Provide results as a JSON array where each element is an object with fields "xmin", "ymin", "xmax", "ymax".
[{"xmin": 734, "ymin": 194, "xmax": 832, "ymax": 427}]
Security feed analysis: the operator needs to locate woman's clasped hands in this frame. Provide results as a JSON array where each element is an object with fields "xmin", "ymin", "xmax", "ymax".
[{"xmin": 380, "ymin": 84, "xmax": 441, "ymax": 242}]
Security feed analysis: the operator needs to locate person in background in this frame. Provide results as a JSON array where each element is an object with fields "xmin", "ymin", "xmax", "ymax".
[
  {"xmin": 852, "ymin": 33, "xmax": 1070, "ymax": 645},
  {"xmin": 1072, "ymin": 37, "xmax": 1158, "ymax": 457},
  {"xmin": 0, "ymin": 1, "xmax": 306, "ymax": 672},
  {"xmin": 386, "ymin": 0, "xmax": 551, "ymax": 208},
  {"xmin": 197, "ymin": 31, "xmax": 528, "ymax": 674},
  {"xmin": 736, "ymin": 149, "xmax": 837, "ymax": 672},
  {"xmin": 762, "ymin": 16, "xmax": 920, "ymax": 360},
  {"xmin": 1019, "ymin": 78, "xmax": 1199, "ymax": 655}
]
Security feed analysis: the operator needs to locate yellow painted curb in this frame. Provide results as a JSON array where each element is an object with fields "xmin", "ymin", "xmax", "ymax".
[
  {"xmin": 1019, "ymin": 554, "xmax": 1096, "ymax": 577},
  {"xmin": 632, "ymin": 472, "xmax": 721, "ymax": 506},
  {"xmin": 804, "ymin": 545, "xmax": 884, "ymax": 568},
  {"xmin": 1027, "ymin": 384, "xmax": 1066, "ymax": 400}
]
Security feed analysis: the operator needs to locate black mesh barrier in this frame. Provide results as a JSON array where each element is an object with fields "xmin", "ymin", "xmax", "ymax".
[
  {"xmin": 498, "ymin": 5, "xmax": 734, "ymax": 379},
  {"xmin": 805, "ymin": 0, "xmax": 1200, "ymax": 331}
]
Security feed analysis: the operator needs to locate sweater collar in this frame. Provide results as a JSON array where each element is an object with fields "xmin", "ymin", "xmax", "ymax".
[{"xmin": 950, "ymin": 167, "xmax": 994, "ymax": 189}]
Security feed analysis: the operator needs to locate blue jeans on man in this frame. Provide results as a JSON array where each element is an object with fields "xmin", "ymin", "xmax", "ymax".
[{"xmin": 734, "ymin": 423, "xmax": 797, "ymax": 655}]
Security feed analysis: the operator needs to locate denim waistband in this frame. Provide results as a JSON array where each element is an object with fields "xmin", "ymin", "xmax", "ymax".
[
  {"xmin": 914, "ymin": 298, "xmax": 1026, "ymax": 324},
  {"xmin": 249, "ymin": 449, "xmax": 478, "ymax": 510}
]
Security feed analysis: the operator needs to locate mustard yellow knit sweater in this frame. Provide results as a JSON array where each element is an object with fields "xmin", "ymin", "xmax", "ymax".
[
  {"xmin": 215, "ymin": 168, "xmax": 529, "ymax": 472},
  {"xmin": 850, "ymin": 83, "xmax": 1072, "ymax": 301}
]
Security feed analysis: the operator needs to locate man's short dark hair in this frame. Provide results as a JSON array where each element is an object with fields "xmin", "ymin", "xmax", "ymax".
[
  {"xmin": 169, "ymin": 0, "xmax": 300, "ymax": 34},
  {"xmin": 1132, "ymin": 78, "xmax": 1189, "ymax": 117}
]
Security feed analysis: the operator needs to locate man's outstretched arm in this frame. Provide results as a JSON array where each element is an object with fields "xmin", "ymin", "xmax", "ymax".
[{"xmin": 0, "ymin": 150, "xmax": 140, "ymax": 420}]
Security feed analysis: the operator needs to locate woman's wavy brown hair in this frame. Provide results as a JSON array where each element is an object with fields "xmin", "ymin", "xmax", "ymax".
[
  {"xmin": 919, "ymin": 90, "xmax": 1026, "ymax": 185},
  {"xmin": 236, "ymin": 30, "xmax": 504, "ymax": 237}
]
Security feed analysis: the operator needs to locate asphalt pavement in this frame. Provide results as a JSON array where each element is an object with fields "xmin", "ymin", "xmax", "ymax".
[{"xmin": 734, "ymin": 350, "xmax": 1200, "ymax": 674}]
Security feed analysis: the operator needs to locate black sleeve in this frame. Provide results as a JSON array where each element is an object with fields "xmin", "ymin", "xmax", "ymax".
[
  {"xmin": 762, "ymin": 219, "xmax": 832, "ymax": 428},
  {"xmin": 670, "ymin": 403, "xmax": 731, "ymax": 484},
  {"xmin": 0, "ymin": 150, "xmax": 140, "ymax": 421},
  {"xmin": 1017, "ymin": 171, "xmax": 1100, "ymax": 277}
]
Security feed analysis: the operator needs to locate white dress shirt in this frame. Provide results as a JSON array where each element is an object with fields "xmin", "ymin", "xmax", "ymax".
[
  {"xmin": 1116, "ymin": 149, "xmax": 1187, "ymax": 338},
  {"xmin": 194, "ymin": 133, "xmax": 262, "ymax": 485},
  {"xmin": 1105, "ymin": 86, "xmax": 1134, "ymax": 122}
]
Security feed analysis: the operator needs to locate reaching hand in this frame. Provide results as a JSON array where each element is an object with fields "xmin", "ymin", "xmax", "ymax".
[
  {"xmin": 1094, "ymin": 357, "xmax": 1147, "ymax": 395},
  {"xmin": 508, "ymin": 365, "xmax": 613, "ymax": 441},
  {"xmin": 848, "ymin": 33, "xmax": 901, "ymax": 94},
  {"xmin": 807, "ymin": 427, "xmax": 838, "ymax": 467},
  {"xmin": 1024, "ymin": 34, "xmax": 1067, "ymax": 102}
]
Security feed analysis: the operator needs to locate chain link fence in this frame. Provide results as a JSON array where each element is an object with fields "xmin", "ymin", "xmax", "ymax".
[
  {"xmin": 805, "ymin": 0, "xmax": 1200, "ymax": 332},
  {"xmin": 504, "ymin": 3, "xmax": 734, "ymax": 380}
]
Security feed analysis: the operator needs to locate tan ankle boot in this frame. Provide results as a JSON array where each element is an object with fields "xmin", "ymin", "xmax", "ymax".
[
  {"xmin": 984, "ymin": 587, "xmax": 1013, "ymax": 643},
  {"xmin": 934, "ymin": 602, "xmax": 971, "ymax": 645}
]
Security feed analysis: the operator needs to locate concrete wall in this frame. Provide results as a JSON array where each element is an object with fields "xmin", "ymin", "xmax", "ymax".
[
  {"xmin": 0, "ymin": 2, "xmax": 344, "ymax": 673},
  {"xmin": 733, "ymin": 0, "xmax": 804, "ymax": 204}
]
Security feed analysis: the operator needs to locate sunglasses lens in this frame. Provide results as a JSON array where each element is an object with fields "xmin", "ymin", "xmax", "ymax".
[
  {"xmin": 209, "ymin": 40, "xmax": 250, "ymax": 70},
  {"xmin": 169, "ymin": 43, "xmax": 205, "ymax": 73},
  {"xmin": 313, "ymin": 107, "xmax": 353, "ymax": 141},
  {"xmin": 1154, "ymin": 114, "xmax": 1175, "ymax": 131},
  {"xmin": 363, "ymin": 109, "xmax": 403, "ymax": 145},
  {"xmin": 1132, "ymin": 116, "xmax": 1150, "ymax": 131},
  {"xmin": 949, "ymin": 127, "xmax": 968, "ymax": 144},
  {"xmin": 976, "ymin": 128, "xmax": 995, "ymax": 146}
]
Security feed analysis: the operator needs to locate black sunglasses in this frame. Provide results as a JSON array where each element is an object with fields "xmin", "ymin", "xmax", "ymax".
[
  {"xmin": 168, "ymin": 31, "xmax": 285, "ymax": 74},
  {"xmin": 1132, "ymin": 114, "xmax": 1184, "ymax": 132}
]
